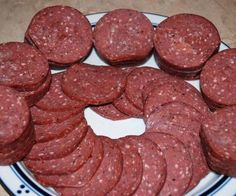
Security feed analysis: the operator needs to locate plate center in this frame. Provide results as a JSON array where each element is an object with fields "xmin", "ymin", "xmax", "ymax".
[{"xmin": 84, "ymin": 107, "xmax": 145, "ymax": 139}]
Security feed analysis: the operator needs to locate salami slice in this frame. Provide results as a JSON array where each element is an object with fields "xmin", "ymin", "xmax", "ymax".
[
  {"xmin": 36, "ymin": 72, "xmax": 86, "ymax": 112},
  {"xmin": 1, "ymin": 117, "xmax": 34, "ymax": 154},
  {"xmin": 34, "ymin": 112, "xmax": 84, "ymax": 143},
  {"xmin": 108, "ymin": 138, "xmax": 143, "ymax": 196},
  {"xmin": 124, "ymin": 136, "xmax": 167, "ymax": 195},
  {"xmin": 144, "ymin": 132, "xmax": 193, "ymax": 195},
  {"xmin": 0, "ymin": 85, "xmax": 35, "ymax": 165},
  {"xmin": 25, "ymin": 119, "xmax": 87, "ymax": 160},
  {"xmin": 20, "ymin": 72, "xmax": 52, "ymax": 106},
  {"xmin": 24, "ymin": 127, "xmax": 94, "ymax": 175},
  {"xmin": 146, "ymin": 113, "xmax": 209, "ymax": 191},
  {"xmin": 125, "ymin": 67, "xmax": 170, "ymax": 110},
  {"xmin": 144, "ymin": 79, "xmax": 209, "ymax": 119},
  {"xmin": 0, "ymin": 86, "xmax": 30, "ymax": 146},
  {"xmin": 62, "ymin": 64, "xmax": 126, "ymax": 105},
  {"xmin": 94, "ymin": 9, "xmax": 154, "ymax": 65},
  {"xmin": 0, "ymin": 122, "xmax": 35, "ymax": 165},
  {"xmin": 25, "ymin": 5, "xmax": 93, "ymax": 65},
  {"xmin": 200, "ymin": 106, "xmax": 236, "ymax": 177},
  {"xmin": 113, "ymin": 93, "xmax": 143, "ymax": 117},
  {"xmin": 141, "ymin": 75, "xmax": 180, "ymax": 102},
  {"xmin": 200, "ymin": 49, "xmax": 236, "ymax": 109},
  {"xmin": 35, "ymin": 136, "xmax": 103, "ymax": 187},
  {"xmin": 146, "ymin": 101, "xmax": 203, "ymax": 130},
  {"xmin": 154, "ymin": 13, "xmax": 220, "ymax": 79},
  {"xmin": 91, "ymin": 103, "xmax": 129, "ymax": 120},
  {"xmin": 0, "ymin": 42, "xmax": 49, "ymax": 91},
  {"xmin": 55, "ymin": 136, "xmax": 123, "ymax": 196},
  {"xmin": 30, "ymin": 106, "xmax": 82, "ymax": 125}
]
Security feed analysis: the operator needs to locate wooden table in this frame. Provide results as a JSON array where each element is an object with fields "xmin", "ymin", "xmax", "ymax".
[{"xmin": 0, "ymin": 0, "xmax": 236, "ymax": 195}]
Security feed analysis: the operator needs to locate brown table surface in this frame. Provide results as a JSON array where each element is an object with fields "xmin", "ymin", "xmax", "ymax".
[{"xmin": 0, "ymin": 0, "xmax": 236, "ymax": 195}]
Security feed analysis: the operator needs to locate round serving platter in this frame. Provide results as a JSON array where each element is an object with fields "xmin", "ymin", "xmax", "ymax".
[{"xmin": 0, "ymin": 12, "xmax": 236, "ymax": 196}]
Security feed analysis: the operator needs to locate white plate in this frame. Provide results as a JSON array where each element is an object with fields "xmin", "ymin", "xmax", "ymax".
[{"xmin": 0, "ymin": 12, "xmax": 236, "ymax": 196}]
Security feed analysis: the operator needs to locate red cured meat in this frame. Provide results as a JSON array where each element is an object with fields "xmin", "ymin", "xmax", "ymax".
[
  {"xmin": 113, "ymin": 93, "xmax": 143, "ymax": 117},
  {"xmin": 146, "ymin": 113, "xmax": 209, "ymax": 191},
  {"xmin": 61, "ymin": 64, "xmax": 126, "ymax": 105},
  {"xmin": 35, "ymin": 136, "xmax": 103, "ymax": 187},
  {"xmin": 91, "ymin": 103, "xmax": 129, "ymax": 120},
  {"xmin": 125, "ymin": 67, "xmax": 170, "ymax": 110},
  {"xmin": 0, "ymin": 42, "xmax": 49, "ymax": 91},
  {"xmin": 30, "ymin": 106, "xmax": 82, "ymax": 125},
  {"xmin": 146, "ymin": 101, "xmax": 203, "ymax": 130},
  {"xmin": 108, "ymin": 138, "xmax": 143, "ymax": 196},
  {"xmin": 94, "ymin": 9, "xmax": 154, "ymax": 65},
  {"xmin": 200, "ymin": 49, "xmax": 236, "ymax": 109},
  {"xmin": 144, "ymin": 79, "xmax": 209, "ymax": 119},
  {"xmin": 124, "ymin": 136, "xmax": 167, "ymax": 195},
  {"xmin": 36, "ymin": 72, "xmax": 86, "ymax": 112},
  {"xmin": 25, "ymin": 6, "xmax": 93, "ymax": 65},
  {"xmin": 154, "ymin": 14, "xmax": 220, "ymax": 79},
  {"xmin": 0, "ymin": 122, "xmax": 35, "ymax": 165},
  {"xmin": 141, "ymin": 75, "xmax": 180, "ymax": 102},
  {"xmin": 24, "ymin": 127, "xmax": 94, "ymax": 175},
  {"xmin": 25, "ymin": 119, "xmax": 88, "ymax": 160},
  {"xmin": 201, "ymin": 106, "xmax": 236, "ymax": 177},
  {"xmin": 144, "ymin": 132, "xmax": 193, "ymax": 195},
  {"xmin": 34, "ymin": 112, "xmax": 84, "ymax": 143},
  {"xmin": 0, "ymin": 86, "xmax": 30, "ymax": 146},
  {"xmin": 20, "ymin": 72, "xmax": 52, "ymax": 106},
  {"xmin": 55, "ymin": 136, "xmax": 123, "ymax": 196}
]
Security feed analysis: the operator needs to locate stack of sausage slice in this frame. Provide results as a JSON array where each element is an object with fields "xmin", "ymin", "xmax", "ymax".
[
  {"xmin": 0, "ymin": 42, "xmax": 50, "ymax": 106},
  {"xmin": 0, "ymin": 86, "xmax": 35, "ymax": 165},
  {"xmin": 25, "ymin": 6, "xmax": 93, "ymax": 66}
]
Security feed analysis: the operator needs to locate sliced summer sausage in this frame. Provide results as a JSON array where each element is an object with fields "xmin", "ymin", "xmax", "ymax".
[
  {"xmin": 200, "ymin": 49, "xmax": 236, "ymax": 109},
  {"xmin": 25, "ymin": 5, "xmax": 93, "ymax": 65},
  {"xmin": 154, "ymin": 13, "xmax": 220, "ymax": 79},
  {"xmin": 94, "ymin": 9, "xmax": 154, "ymax": 65}
]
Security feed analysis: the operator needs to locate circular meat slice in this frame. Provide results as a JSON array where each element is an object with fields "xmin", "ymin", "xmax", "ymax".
[
  {"xmin": 94, "ymin": 9, "xmax": 154, "ymax": 64},
  {"xmin": 36, "ymin": 72, "xmax": 86, "ymax": 112},
  {"xmin": 24, "ymin": 127, "xmax": 94, "ymax": 175},
  {"xmin": 144, "ymin": 132, "xmax": 193, "ymax": 195},
  {"xmin": 30, "ymin": 106, "xmax": 82, "ymax": 125},
  {"xmin": 108, "ymin": 138, "xmax": 143, "ymax": 196},
  {"xmin": 35, "ymin": 136, "xmax": 103, "ymax": 187},
  {"xmin": 91, "ymin": 103, "xmax": 129, "ymax": 120},
  {"xmin": 141, "ymin": 75, "xmax": 180, "ymax": 102},
  {"xmin": 26, "ymin": 5, "xmax": 93, "ymax": 65},
  {"xmin": 124, "ymin": 136, "xmax": 167, "ymax": 195},
  {"xmin": 55, "ymin": 136, "xmax": 123, "ymax": 196},
  {"xmin": 1, "ymin": 117, "xmax": 34, "ymax": 153},
  {"xmin": 0, "ymin": 42, "xmax": 49, "ymax": 91},
  {"xmin": 35, "ymin": 112, "xmax": 84, "ymax": 143},
  {"xmin": 62, "ymin": 64, "xmax": 126, "ymax": 105},
  {"xmin": 20, "ymin": 72, "xmax": 52, "ymax": 106},
  {"xmin": 146, "ymin": 101, "xmax": 203, "ymax": 130},
  {"xmin": 144, "ymin": 79, "xmax": 209, "ymax": 119},
  {"xmin": 146, "ymin": 116, "xmax": 209, "ymax": 191},
  {"xmin": 200, "ymin": 49, "xmax": 236, "ymax": 109},
  {"xmin": 25, "ymin": 119, "xmax": 88, "ymax": 160},
  {"xmin": 125, "ymin": 67, "xmax": 171, "ymax": 110},
  {"xmin": 154, "ymin": 14, "xmax": 220, "ymax": 78},
  {"xmin": 0, "ymin": 86, "xmax": 30, "ymax": 146},
  {"xmin": 201, "ymin": 106, "xmax": 236, "ymax": 176},
  {"xmin": 113, "ymin": 93, "xmax": 143, "ymax": 117},
  {"xmin": 0, "ymin": 123, "xmax": 35, "ymax": 165}
]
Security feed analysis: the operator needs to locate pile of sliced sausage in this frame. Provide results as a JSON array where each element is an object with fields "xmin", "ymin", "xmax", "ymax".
[{"xmin": 0, "ymin": 5, "xmax": 236, "ymax": 196}]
